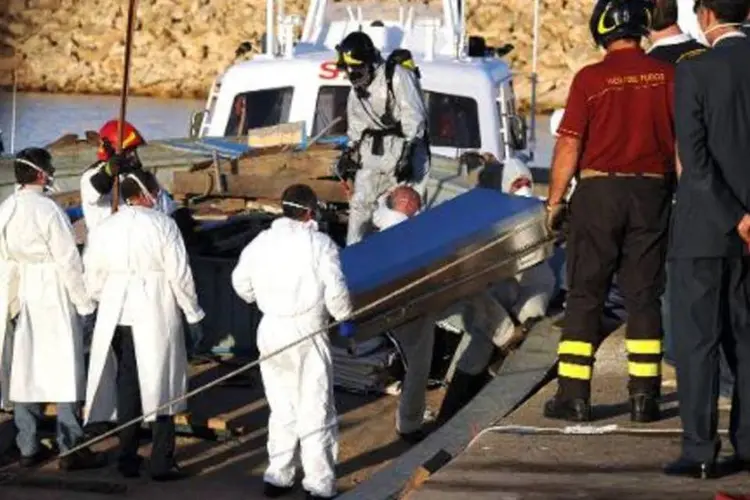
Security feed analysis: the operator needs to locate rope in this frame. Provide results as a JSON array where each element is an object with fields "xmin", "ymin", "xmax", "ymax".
[
  {"xmin": 0, "ymin": 209, "xmax": 548, "ymax": 486},
  {"xmin": 465, "ymin": 424, "xmax": 731, "ymax": 451}
]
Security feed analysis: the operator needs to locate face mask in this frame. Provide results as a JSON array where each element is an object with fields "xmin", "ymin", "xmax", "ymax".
[
  {"xmin": 696, "ymin": 7, "xmax": 742, "ymax": 46},
  {"xmin": 513, "ymin": 186, "xmax": 533, "ymax": 198},
  {"xmin": 126, "ymin": 173, "xmax": 157, "ymax": 207},
  {"xmin": 15, "ymin": 158, "xmax": 58, "ymax": 193},
  {"xmin": 281, "ymin": 200, "xmax": 321, "ymax": 221}
]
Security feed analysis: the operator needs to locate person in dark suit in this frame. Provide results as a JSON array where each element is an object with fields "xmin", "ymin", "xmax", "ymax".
[
  {"xmin": 665, "ymin": 0, "xmax": 750, "ymax": 480},
  {"xmin": 648, "ymin": 0, "xmax": 708, "ymax": 64}
]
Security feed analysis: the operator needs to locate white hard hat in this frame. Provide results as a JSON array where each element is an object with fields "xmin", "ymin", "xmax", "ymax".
[{"xmin": 550, "ymin": 108, "xmax": 565, "ymax": 137}]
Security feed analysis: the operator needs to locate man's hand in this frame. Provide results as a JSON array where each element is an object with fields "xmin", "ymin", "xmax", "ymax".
[
  {"xmin": 545, "ymin": 202, "xmax": 568, "ymax": 234},
  {"xmin": 395, "ymin": 142, "xmax": 414, "ymax": 182},
  {"xmin": 737, "ymin": 214, "xmax": 750, "ymax": 244}
]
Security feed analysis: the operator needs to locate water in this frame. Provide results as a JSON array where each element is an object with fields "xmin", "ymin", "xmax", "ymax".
[
  {"xmin": 1, "ymin": 91, "xmax": 554, "ymax": 162},
  {"xmin": 0, "ymin": 92, "xmax": 205, "ymax": 152}
]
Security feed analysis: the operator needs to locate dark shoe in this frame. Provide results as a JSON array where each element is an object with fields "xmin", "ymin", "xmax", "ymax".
[
  {"xmin": 117, "ymin": 455, "xmax": 143, "ymax": 478},
  {"xmin": 436, "ymin": 370, "xmax": 486, "ymax": 425},
  {"xmin": 664, "ymin": 457, "xmax": 717, "ymax": 479},
  {"xmin": 58, "ymin": 447, "xmax": 108, "ymax": 471},
  {"xmin": 264, "ymin": 481, "xmax": 294, "ymax": 497},
  {"xmin": 630, "ymin": 394, "xmax": 661, "ymax": 423},
  {"xmin": 152, "ymin": 469, "xmax": 190, "ymax": 481},
  {"xmin": 19, "ymin": 446, "xmax": 55, "ymax": 468},
  {"xmin": 152, "ymin": 460, "xmax": 189, "ymax": 481},
  {"xmin": 305, "ymin": 491, "xmax": 335, "ymax": 500},
  {"xmin": 398, "ymin": 429, "xmax": 427, "ymax": 444},
  {"xmin": 543, "ymin": 396, "xmax": 591, "ymax": 422}
]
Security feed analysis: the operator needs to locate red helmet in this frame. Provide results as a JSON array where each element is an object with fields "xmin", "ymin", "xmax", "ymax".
[{"xmin": 97, "ymin": 119, "xmax": 146, "ymax": 161}]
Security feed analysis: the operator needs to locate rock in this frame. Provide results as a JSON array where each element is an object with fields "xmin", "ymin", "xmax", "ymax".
[{"xmin": 2, "ymin": 0, "xmax": 607, "ymax": 109}]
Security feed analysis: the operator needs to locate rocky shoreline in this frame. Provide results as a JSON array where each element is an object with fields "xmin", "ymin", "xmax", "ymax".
[{"xmin": 0, "ymin": 0, "xmax": 599, "ymax": 110}]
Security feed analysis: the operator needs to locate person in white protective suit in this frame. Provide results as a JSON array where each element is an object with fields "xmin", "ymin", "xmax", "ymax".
[
  {"xmin": 371, "ymin": 185, "xmax": 436, "ymax": 443},
  {"xmin": 435, "ymin": 156, "xmax": 556, "ymax": 424},
  {"xmin": 82, "ymin": 169, "xmax": 205, "ymax": 481},
  {"xmin": 80, "ymin": 119, "xmax": 182, "ymax": 234},
  {"xmin": 334, "ymin": 31, "xmax": 430, "ymax": 245},
  {"xmin": 0, "ymin": 148, "xmax": 107, "ymax": 470},
  {"xmin": 231, "ymin": 184, "xmax": 355, "ymax": 500}
]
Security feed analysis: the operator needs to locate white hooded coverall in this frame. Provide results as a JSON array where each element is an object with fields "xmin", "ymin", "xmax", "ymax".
[
  {"xmin": 0, "ymin": 186, "xmax": 95, "ymax": 407},
  {"xmin": 443, "ymin": 160, "xmax": 556, "ymax": 378},
  {"xmin": 372, "ymin": 197, "xmax": 436, "ymax": 435},
  {"xmin": 82, "ymin": 206, "xmax": 205, "ymax": 424},
  {"xmin": 80, "ymin": 163, "xmax": 178, "ymax": 233},
  {"xmin": 346, "ymin": 63, "xmax": 430, "ymax": 245},
  {"xmin": 231, "ymin": 217, "xmax": 353, "ymax": 498}
]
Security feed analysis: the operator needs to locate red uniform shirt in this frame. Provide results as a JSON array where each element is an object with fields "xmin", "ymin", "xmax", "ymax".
[{"xmin": 558, "ymin": 47, "xmax": 676, "ymax": 175}]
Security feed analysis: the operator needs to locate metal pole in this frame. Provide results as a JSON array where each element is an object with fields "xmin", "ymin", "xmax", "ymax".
[
  {"xmin": 529, "ymin": 0, "xmax": 540, "ymax": 161},
  {"xmin": 10, "ymin": 69, "xmax": 17, "ymax": 154},
  {"xmin": 112, "ymin": 0, "xmax": 138, "ymax": 214}
]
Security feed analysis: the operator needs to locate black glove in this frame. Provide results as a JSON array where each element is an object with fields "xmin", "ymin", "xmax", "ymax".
[
  {"xmin": 334, "ymin": 145, "xmax": 361, "ymax": 181},
  {"xmin": 545, "ymin": 202, "xmax": 569, "ymax": 242},
  {"xmin": 395, "ymin": 142, "xmax": 414, "ymax": 183},
  {"xmin": 110, "ymin": 153, "xmax": 140, "ymax": 176},
  {"xmin": 187, "ymin": 321, "xmax": 212, "ymax": 356}
]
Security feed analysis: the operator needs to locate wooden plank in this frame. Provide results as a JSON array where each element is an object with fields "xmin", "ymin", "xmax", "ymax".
[
  {"xmin": 173, "ymin": 171, "xmax": 349, "ymax": 203},
  {"xmin": 246, "ymin": 121, "xmax": 305, "ymax": 149}
]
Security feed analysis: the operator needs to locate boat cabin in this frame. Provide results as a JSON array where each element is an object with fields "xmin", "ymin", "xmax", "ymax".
[{"xmin": 195, "ymin": 0, "xmax": 531, "ymax": 163}]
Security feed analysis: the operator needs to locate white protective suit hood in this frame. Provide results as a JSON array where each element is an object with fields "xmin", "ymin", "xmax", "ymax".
[{"xmin": 501, "ymin": 157, "xmax": 534, "ymax": 196}]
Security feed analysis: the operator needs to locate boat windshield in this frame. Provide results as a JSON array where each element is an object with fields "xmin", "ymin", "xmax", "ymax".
[
  {"xmin": 225, "ymin": 87, "xmax": 295, "ymax": 136},
  {"xmin": 312, "ymin": 86, "xmax": 482, "ymax": 148}
]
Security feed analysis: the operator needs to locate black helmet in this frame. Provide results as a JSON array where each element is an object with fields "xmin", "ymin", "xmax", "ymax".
[
  {"xmin": 589, "ymin": 0, "xmax": 654, "ymax": 47},
  {"xmin": 335, "ymin": 31, "xmax": 381, "ymax": 90}
]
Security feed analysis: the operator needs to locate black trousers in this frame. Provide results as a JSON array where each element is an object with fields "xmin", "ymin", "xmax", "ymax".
[
  {"xmin": 112, "ymin": 326, "xmax": 175, "ymax": 475},
  {"xmin": 559, "ymin": 177, "xmax": 671, "ymax": 399},
  {"xmin": 670, "ymin": 258, "xmax": 750, "ymax": 462}
]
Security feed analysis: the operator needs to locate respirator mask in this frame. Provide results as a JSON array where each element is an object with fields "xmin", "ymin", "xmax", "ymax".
[{"xmin": 15, "ymin": 158, "xmax": 58, "ymax": 193}]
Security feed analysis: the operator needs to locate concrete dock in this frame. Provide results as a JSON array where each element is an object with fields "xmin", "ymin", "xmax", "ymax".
[{"xmin": 409, "ymin": 328, "xmax": 747, "ymax": 500}]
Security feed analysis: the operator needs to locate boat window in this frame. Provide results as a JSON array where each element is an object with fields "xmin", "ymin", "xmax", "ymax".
[
  {"xmin": 225, "ymin": 87, "xmax": 294, "ymax": 136},
  {"xmin": 313, "ymin": 86, "xmax": 349, "ymax": 136},
  {"xmin": 424, "ymin": 91, "xmax": 481, "ymax": 148}
]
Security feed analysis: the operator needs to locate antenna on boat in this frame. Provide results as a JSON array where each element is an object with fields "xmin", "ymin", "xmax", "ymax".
[
  {"xmin": 528, "ymin": 0, "xmax": 540, "ymax": 161},
  {"xmin": 112, "ymin": 0, "xmax": 138, "ymax": 214},
  {"xmin": 266, "ymin": 0, "xmax": 276, "ymax": 56},
  {"xmin": 10, "ymin": 69, "xmax": 17, "ymax": 154}
]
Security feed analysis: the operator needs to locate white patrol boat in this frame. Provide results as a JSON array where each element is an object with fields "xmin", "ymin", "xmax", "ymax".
[{"xmin": 191, "ymin": 0, "xmax": 542, "ymax": 176}]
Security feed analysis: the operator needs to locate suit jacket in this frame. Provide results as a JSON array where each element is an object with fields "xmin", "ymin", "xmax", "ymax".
[{"xmin": 670, "ymin": 35, "xmax": 750, "ymax": 258}]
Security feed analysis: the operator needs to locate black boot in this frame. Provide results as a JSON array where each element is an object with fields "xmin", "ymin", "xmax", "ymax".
[
  {"xmin": 630, "ymin": 394, "xmax": 660, "ymax": 423},
  {"xmin": 663, "ymin": 457, "xmax": 717, "ymax": 479},
  {"xmin": 436, "ymin": 370, "xmax": 486, "ymax": 425},
  {"xmin": 543, "ymin": 394, "xmax": 591, "ymax": 422}
]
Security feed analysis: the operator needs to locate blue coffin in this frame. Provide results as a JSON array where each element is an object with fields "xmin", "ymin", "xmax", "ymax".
[
  {"xmin": 339, "ymin": 188, "xmax": 551, "ymax": 340},
  {"xmin": 341, "ymin": 188, "xmax": 543, "ymax": 296}
]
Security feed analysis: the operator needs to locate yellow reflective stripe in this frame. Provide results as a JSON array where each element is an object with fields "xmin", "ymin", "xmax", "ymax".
[
  {"xmin": 626, "ymin": 339, "xmax": 662, "ymax": 355},
  {"xmin": 558, "ymin": 340, "xmax": 594, "ymax": 357},
  {"xmin": 558, "ymin": 362, "xmax": 592, "ymax": 380},
  {"xmin": 342, "ymin": 51, "xmax": 363, "ymax": 65},
  {"xmin": 628, "ymin": 362, "xmax": 660, "ymax": 377}
]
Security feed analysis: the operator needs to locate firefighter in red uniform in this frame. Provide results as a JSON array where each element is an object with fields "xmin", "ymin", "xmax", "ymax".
[{"xmin": 544, "ymin": 0, "xmax": 676, "ymax": 423}]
